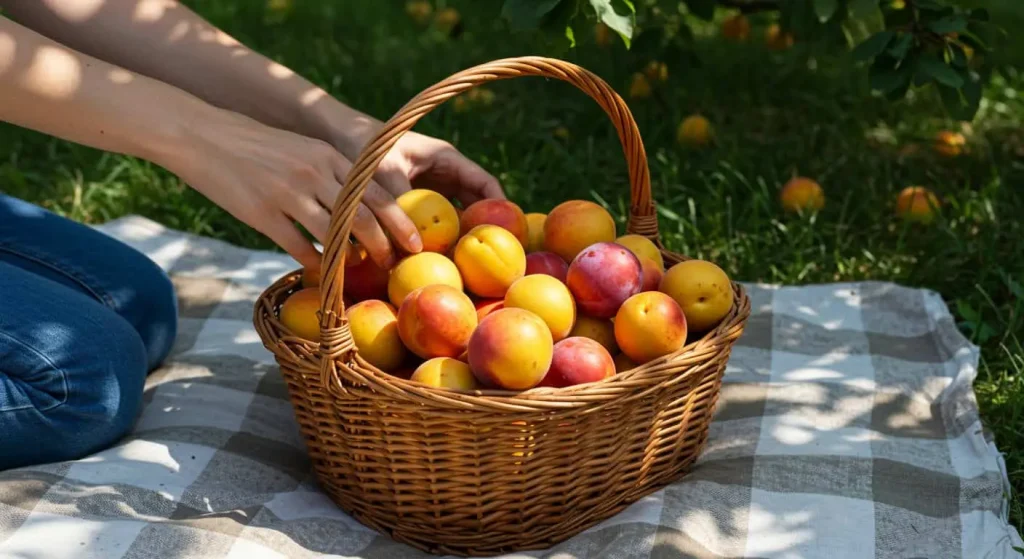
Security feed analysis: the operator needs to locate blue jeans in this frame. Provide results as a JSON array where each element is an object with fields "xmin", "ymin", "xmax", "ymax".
[{"xmin": 0, "ymin": 194, "xmax": 178, "ymax": 470}]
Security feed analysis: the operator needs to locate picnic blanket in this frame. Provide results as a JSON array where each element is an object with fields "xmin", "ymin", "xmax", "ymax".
[{"xmin": 1, "ymin": 215, "xmax": 1021, "ymax": 559}]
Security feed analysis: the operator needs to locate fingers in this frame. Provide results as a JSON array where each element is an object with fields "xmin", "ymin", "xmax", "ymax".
[
  {"xmin": 287, "ymin": 194, "xmax": 331, "ymax": 245},
  {"xmin": 349, "ymin": 202, "xmax": 396, "ymax": 269},
  {"xmin": 456, "ymin": 154, "xmax": 506, "ymax": 201},
  {"xmin": 258, "ymin": 211, "xmax": 322, "ymax": 273},
  {"xmin": 331, "ymin": 156, "xmax": 422, "ymax": 261}
]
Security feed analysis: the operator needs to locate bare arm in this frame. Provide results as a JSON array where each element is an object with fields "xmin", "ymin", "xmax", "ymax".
[{"xmin": 0, "ymin": 0, "xmax": 377, "ymax": 158}]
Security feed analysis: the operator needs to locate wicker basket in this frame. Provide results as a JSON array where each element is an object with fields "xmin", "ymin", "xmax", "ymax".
[{"xmin": 253, "ymin": 56, "xmax": 751, "ymax": 557}]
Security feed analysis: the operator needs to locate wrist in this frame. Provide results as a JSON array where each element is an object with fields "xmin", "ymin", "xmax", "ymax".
[{"xmin": 306, "ymin": 98, "xmax": 383, "ymax": 160}]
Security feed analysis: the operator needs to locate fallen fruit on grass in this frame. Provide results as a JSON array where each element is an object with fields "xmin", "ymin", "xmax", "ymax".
[
  {"xmin": 566, "ymin": 242, "xmax": 642, "ymax": 319},
  {"xmin": 615, "ymin": 291, "xmax": 688, "ymax": 364},
  {"xmin": 544, "ymin": 200, "xmax": 617, "ymax": 263},
  {"xmin": 344, "ymin": 244, "xmax": 390, "ymax": 303},
  {"xmin": 614, "ymin": 352, "xmax": 638, "ymax": 373},
  {"xmin": 504, "ymin": 274, "xmax": 576, "ymax": 342},
  {"xmin": 468, "ymin": 308, "xmax": 553, "ymax": 390},
  {"xmin": 895, "ymin": 186, "xmax": 941, "ymax": 223},
  {"xmin": 346, "ymin": 300, "xmax": 406, "ymax": 372},
  {"xmin": 677, "ymin": 114, "xmax": 712, "ymax": 148},
  {"xmin": 722, "ymin": 14, "xmax": 750, "ymax": 41},
  {"xmin": 411, "ymin": 357, "xmax": 479, "ymax": 390},
  {"xmin": 780, "ymin": 176, "xmax": 825, "ymax": 213},
  {"xmin": 640, "ymin": 257, "xmax": 664, "ymax": 292},
  {"xmin": 934, "ymin": 130, "xmax": 966, "ymax": 157},
  {"xmin": 660, "ymin": 259, "xmax": 734, "ymax": 332},
  {"xmin": 525, "ymin": 212, "xmax": 547, "ymax": 253},
  {"xmin": 569, "ymin": 315, "xmax": 618, "ymax": 354},
  {"xmin": 388, "ymin": 252, "xmax": 463, "ymax": 307},
  {"xmin": 454, "ymin": 224, "xmax": 527, "ymax": 298},
  {"xmin": 460, "ymin": 199, "xmax": 529, "ymax": 246},
  {"xmin": 629, "ymin": 73, "xmax": 652, "ymax": 99},
  {"xmin": 525, "ymin": 251, "xmax": 569, "ymax": 283},
  {"xmin": 616, "ymin": 234, "xmax": 664, "ymax": 271},
  {"xmin": 765, "ymin": 23, "xmax": 794, "ymax": 50},
  {"xmin": 537, "ymin": 337, "xmax": 615, "ymax": 388},
  {"xmin": 644, "ymin": 61, "xmax": 668, "ymax": 82},
  {"xmin": 434, "ymin": 7, "xmax": 460, "ymax": 35},
  {"xmin": 395, "ymin": 189, "xmax": 460, "ymax": 254},
  {"xmin": 280, "ymin": 287, "xmax": 321, "ymax": 342},
  {"xmin": 398, "ymin": 284, "xmax": 477, "ymax": 359}
]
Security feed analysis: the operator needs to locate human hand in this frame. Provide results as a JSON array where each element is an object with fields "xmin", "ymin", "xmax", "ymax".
[{"xmin": 166, "ymin": 108, "xmax": 504, "ymax": 273}]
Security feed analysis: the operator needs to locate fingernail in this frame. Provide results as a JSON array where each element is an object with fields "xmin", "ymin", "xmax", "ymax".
[{"xmin": 408, "ymin": 232, "xmax": 423, "ymax": 253}]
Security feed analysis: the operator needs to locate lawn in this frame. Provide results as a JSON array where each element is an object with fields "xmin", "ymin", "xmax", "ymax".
[{"xmin": 2, "ymin": 0, "xmax": 1022, "ymax": 532}]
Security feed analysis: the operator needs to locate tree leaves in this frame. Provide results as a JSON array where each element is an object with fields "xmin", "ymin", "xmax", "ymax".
[
  {"xmin": 501, "ymin": 0, "xmax": 565, "ymax": 30},
  {"xmin": 927, "ymin": 15, "xmax": 968, "ymax": 35},
  {"xmin": 814, "ymin": 0, "xmax": 838, "ymax": 22},
  {"xmin": 918, "ymin": 52, "xmax": 964, "ymax": 88},
  {"xmin": 587, "ymin": 0, "xmax": 636, "ymax": 47},
  {"xmin": 852, "ymin": 30, "xmax": 894, "ymax": 61},
  {"xmin": 685, "ymin": 0, "xmax": 716, "ymax": 22}
]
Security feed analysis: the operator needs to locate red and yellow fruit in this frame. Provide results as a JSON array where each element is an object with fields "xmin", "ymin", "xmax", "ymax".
[
  {"xmin": 780, "ymin": 176, "xmax": 825, "ymax": 213},
  {"xmin": 454, "ymin": 224, "xmax": 527, "ymax": 298},
  {"xmin": 722, "ymin": 14, "xmax": 750, "ymax": 41},
  {"xmin": 566, "ymin": 242, "xmax": 642, "ymax": 319},
  {"xmin": 934, "ymin": 130, "xmax": 966, "ymax": 157},
  {"xmin": 614, "ymin": 291, "xmax": 688, "ymax": 364},
  {"xmin": 280, "ymin": 287, "xmax": 321, "ymax": 342},
  {"xmin": 569, "ymin": 315, "xmax": 618, "ymax": 354},
  {"xmin": 616, "ymin": 234, "xmax": 664, "ymax": 271},
  {"xmin": 346, "ymin": 300, "xmax": 406, "ymax": 372},
  {"xmin": 468, "ymin": 308, "xmax": 554, "ymax": 390},
  {"xmin": 344, "ymin": 244, "xmax": 390, "ymax": 303},
  {"xmin": 765, "ymin": 23, "xmax": 794, "ymax": 50},
  {"xmin": 397, "ymin": 284, "xmax": 477, "ymax": 359},
  {"xmin": 396, "ymin": 189, "xmax": 461, "ymax": 254},
  {"xmin": 411, "ymin": 357, "xmax": 479, "ymax": 390},
  {"xmin": 660, "ymin": 259, "xmax": 734, "ymax": 332},
  {"xmin": 460, "ymin": 199, "xmax": 529, "ymax": 246},
  {"xmin": 388, "ymin": 252, "xmax": 463, "ymax": 307},
  {"xmin": 525, "ymin": 251, "xmax": 569, "ymax": 284},
  {"xmin": 504, "ymin": 274, "xmax": 576, "ymax": 342},
  {"xmin": 474, "ymin": 298, "xmax": 505, "ymax": 322},
  {"xmin": 639, "ymin": 257, "xmax": 663, "ymax": 292},
  {"xmin": 525, "ymin": 212, "xmax": 547, "ymax": 253},
  {"xmin": 537, "ymin": 337, "xmax": 615, "ymax": 388},
  {"xmin": 544, "ymin": 200, "xmax": 617, "ymax": 263}
]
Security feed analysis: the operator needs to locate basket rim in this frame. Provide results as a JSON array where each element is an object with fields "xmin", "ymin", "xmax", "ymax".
[{"xmin": 255, "ymin": 268, "xmax": 751, "ymax": 410}]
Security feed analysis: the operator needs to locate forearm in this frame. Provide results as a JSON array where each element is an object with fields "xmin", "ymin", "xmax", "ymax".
[
  {"xmin": 0, "ymin": 0, "xmax": 380, "ymax": 158},
  {"xmin": 0, "ymin": 16, "xmax": 205, "ymax": 168}
]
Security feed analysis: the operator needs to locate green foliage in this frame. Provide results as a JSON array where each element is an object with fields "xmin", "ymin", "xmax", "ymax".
[{"xmin": 498, "ymin": 0, "xmax": 1005, "ymax": 121}]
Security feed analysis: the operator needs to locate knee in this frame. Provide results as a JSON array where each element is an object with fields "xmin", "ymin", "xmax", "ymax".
[
  {"xmin": 1, "ymin": 313, "xmax": 148, "ymax": 468},
  {"xmin": 114, "ymin": 248, "xmax": 178, "ymax": 370}
]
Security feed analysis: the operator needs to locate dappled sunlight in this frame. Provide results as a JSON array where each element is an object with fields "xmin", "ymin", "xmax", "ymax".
[
  {"xmin": 40, "ymin": 0, "xmax": 106, "ymax": 22},
  {"xmin": 21, "ymin": 45, "xmax": 81, "ymax": 100},
  {"xmin": 132, "ymin": 0, "xmax": 174, "ymax": 23}
]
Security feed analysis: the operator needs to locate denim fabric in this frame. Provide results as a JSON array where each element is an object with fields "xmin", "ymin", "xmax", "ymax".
[{"xmin": 0, "ymin": 194, "xmax": 178, "ymax": 469}]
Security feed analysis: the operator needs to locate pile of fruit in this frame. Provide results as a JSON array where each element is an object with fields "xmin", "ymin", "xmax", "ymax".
[{"xmin": 279, "ymin": 191, "xmax": 735, "ymax": 393}]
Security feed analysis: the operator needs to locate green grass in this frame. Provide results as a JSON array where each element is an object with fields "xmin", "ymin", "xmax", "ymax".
[{"xmin": 2, "ymin": 0, "xmax": 1023, "ymax": 533}]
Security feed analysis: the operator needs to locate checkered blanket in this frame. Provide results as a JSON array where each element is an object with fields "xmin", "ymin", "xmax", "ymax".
[{"xmin": 1, "ymin": 215, "xmax": 1020, "ymax": 559}]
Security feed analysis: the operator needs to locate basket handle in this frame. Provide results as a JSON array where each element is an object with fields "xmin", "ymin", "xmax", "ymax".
[{"xmin": 316, "ymin": 56, "xmax": 656, "ymax": 364}]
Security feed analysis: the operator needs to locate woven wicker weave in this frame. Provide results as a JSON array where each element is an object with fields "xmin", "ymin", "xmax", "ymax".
[{"xmin": 253, "ymin": 56, "xmax": 751, "ymax": 557}]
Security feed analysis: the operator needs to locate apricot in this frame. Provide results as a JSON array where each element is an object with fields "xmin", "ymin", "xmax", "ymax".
[
  {"xmin": 344, "ymin": 244, "xmax": 390, "ymax": 303},
  {"xmin": 460, "ymin": 199, "xmax": 529, "ymax": 246},
  {"xmin": 397, "ymin": 284, "xmax": 477, "ymax": 359},
  {"xmin": 280, "ymin": 287, "xmax": 321, "ymax": 342},
  {"xmin": 569, "ymin": 315, "xmax": 618, "ymax": 354},
  {"xmin": 616, "ymin": 234, "xmax": 664, "ymax": 271},
  {"xmin": 525, "ymin": 251, "xmax": 569, "ymax": 284},
  {"xmin": 454, "ymin": 225, "xmax": 526, "ymax": 298},
  {"xmin": 677, "ymin": 115, "xmax": 712, "ymax": 148},
  {"xmin": 411, "ymin": 357, "xmax": 479, "ymax": 390},
  {"xmin": 895, "ymin": 186, "xmax": 941, "ymax": 224},
  {"xmin": 537, "ymin": 337, "xmax": 615, "ymax": 388},
  {"xmin": 765, "ymin": 23, "xmax": 795, "ymax": 50},
  {"xmin": 640, "ymin": 257, "xmax": 663, "ymax": 292},
  {"xmin": 721, "ymin": 14, "xmax": 750, "ymax": 41},
  {"xmin": 388, "ymin": 252, "xmax": 462, "ymax": 308},
  {"xmin": 629, "ymin": 72, "xmax": 652, "ymax": 99},
  {"xmin": 525, "ymin": 212, "xmax": 547, "ymax": 253},
  {"xmin": 934, "ymin": 130, "xmax": 965, "ymax": 157},
  {"xmin": 644, "ymin": 60, "xmax": 668, "ymax": 83},
  {"xmin": 614, "ymin": 292, "xmax": 688, "ymax": 364},
  {"xmin": 346, "ymin": 300, "xmax": 406, "ymax": 372},
  {"xmin": 475, "ymin": 298, "xmax": 505, "ymax": 322},
  {"xmin": 395, "ymin": 189, "xmax": 460, "ymax": 254},
  {"xmin": 301, "ymin": 267, "xmax": 320, "ymax": 288},
  {"xmin": 504, "ymin": 274, "xmax": 576, "ymax": 342},
  {"xmin": 566, "ymin": 242, "xmax": 642, "ymax": 319},
  {"xmin": 780, "ymin": 176, "xmax": 825, "ymax": 213},
  {"xmin": 660, "ymin": 259, "xmax": 734, "ymax": 332},
  {"xmin": 544, "ymin": 200, "xmax": 617, "ymax": 263},
  {"xmin": 614, "ymin": 352, "xmax": 638, "ymax": 372},
  {"xmin": 467, "ymin": 308, "xmax": 553, "ymax": 390}
]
